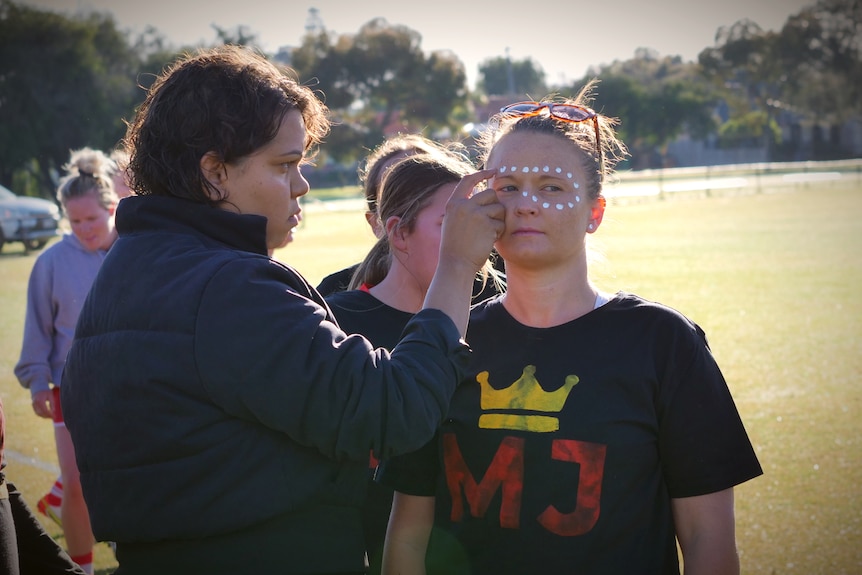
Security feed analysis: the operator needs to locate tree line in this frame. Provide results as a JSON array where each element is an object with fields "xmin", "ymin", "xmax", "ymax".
[{"xmin": 0, "ymin": 0, "xmax": 858, "ymax": 198}]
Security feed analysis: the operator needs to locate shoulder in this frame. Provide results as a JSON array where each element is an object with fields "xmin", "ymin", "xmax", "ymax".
[
  {"xmin": 324, "ymin": 290, "xmax": 413, "ymax": 323},
  {"xmin": 607, "ymin": 292, "xmax": 701, "ymax": 332},
  {"xmin": 316, "ymin": 263, "xmax": 359, "ymax": 296},
  {"xmin": 29, "ymin": 235, "xmax": 78, "ymax": 276},
  {"xmin": 325, "ymin": 288, "xmax": 376, "ymax": 309},
  {"xmin": 467, "ymin": 296, "xmax": 511, "ymax": 336}
]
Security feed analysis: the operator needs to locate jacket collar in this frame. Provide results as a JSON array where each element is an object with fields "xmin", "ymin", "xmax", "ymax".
[{"xmin": 116, "ymin": 195, "xmax": 269, "ymax": 255}]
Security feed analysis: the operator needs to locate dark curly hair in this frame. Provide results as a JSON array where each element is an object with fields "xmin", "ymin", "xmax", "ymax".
[{"xmin": 124, "ymin": 45, "xmax": 330, "ymax": 205}]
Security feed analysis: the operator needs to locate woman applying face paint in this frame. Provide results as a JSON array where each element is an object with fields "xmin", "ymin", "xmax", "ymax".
[
  {"xmin": 381, "ymin": 84, "xmax": 763, "ymax": 575},
  {"xmin": 58, "ymin": 45, "xmax": 506, "ymax": 575}
]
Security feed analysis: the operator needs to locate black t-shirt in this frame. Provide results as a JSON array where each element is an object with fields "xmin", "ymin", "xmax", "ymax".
[
  {"xmin": 325, "ymin": 289, "xmax": 415, "ymax": 573},
  {"xmin": 317, "ymin": 255, "xmax": 505, "ymax": 300},
  {"xmin": 317, "ymin": 264, "xmax": 360, "ymax": 297},
  {"xmin": 383, "ymin": 292, "xmax": 763, "ymax": 575}
]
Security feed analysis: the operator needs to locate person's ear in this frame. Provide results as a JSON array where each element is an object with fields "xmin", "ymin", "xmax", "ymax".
[
  {"xmin": 200, "ymin": 152, "xmax": 227, "ymax": 200},
  {"xmin": 366, "ymin": 210, "xmax": 385, "ymax": 239},
  {"xmin": 587, "ymin": 195, "xmax": 606, "ymax": 233},
  {"xmin": 385, "ymin": 215, "xmax": 407, "ymax": 252}
]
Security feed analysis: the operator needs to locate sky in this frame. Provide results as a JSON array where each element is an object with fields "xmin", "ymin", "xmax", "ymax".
[{"xmin": 23, "ymin": 0, "xmax": 814, "ymax": 88}]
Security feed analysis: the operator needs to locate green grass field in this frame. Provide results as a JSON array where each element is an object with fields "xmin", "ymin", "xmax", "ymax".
[{"xmin": 1, "ymin": 182, "xmax": 860, "ymax": 573}]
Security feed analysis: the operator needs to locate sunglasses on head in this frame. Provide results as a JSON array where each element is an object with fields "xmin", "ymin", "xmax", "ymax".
[{"xmin": 499, "ymin": 101, "xmax": 604, "ymax": 175}]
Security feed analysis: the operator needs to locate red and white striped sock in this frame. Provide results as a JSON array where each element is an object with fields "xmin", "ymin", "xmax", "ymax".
[
  {"xmin": 50, "ymin": 475, "xmax": 63, "ymax": 498},
  {"xmin": 71, "ymin": 551, "xmax": 93, "ymax": 575}
]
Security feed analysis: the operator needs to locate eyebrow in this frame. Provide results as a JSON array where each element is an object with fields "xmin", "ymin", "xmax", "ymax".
[{"xmin": 278, "ymin": 150, "xmax": 304, "ymax": 158}]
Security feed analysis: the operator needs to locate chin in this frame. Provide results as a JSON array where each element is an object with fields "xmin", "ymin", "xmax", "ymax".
[{"xmin": 276, "ymin": 233, "xmax": 294, "ymax": 249}]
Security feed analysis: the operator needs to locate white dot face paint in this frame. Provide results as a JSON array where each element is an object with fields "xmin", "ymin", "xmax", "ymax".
[{"xmin": 494, "ymin": 159, "xmax": 584, "ymax": 212}]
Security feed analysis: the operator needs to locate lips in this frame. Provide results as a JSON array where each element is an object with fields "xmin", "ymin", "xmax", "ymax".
[{"xmin": 512, "ymin": 227, "xmax": 542, "ymax": 235}]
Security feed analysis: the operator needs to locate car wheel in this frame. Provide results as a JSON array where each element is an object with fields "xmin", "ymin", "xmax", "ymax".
[{"xmin": 23, "ymin": 238, "xmax": 48, "ymax": 251}]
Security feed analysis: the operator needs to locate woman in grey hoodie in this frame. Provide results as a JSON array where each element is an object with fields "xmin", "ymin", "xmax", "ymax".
[{"xmin": 14, "ymin": 147, "xmax": 118, "ymax": 574}]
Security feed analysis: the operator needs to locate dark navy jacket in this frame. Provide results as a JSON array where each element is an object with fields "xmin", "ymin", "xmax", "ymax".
[{"xmin": 61, "ymin": 195, "xmax": 470, "ymax": 574}]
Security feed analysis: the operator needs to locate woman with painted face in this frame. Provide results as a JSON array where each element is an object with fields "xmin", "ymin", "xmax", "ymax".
[{"xmin": 381, "ymin": 84, "xmax": 762, "ymax": 575}]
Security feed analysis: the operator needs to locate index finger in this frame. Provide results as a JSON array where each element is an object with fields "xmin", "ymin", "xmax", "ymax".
[{"xmin": 452, "ymin": 169, "xmax": 497, "ymax": 199}]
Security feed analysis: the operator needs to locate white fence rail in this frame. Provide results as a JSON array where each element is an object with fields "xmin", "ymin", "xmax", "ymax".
[{"xmin": 605, "ymin": 158, "xmax": 862, "ymax": 201}]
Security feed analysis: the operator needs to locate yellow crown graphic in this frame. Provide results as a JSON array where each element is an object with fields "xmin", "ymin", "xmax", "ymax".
[{"xmin": 477, "ymin": 365, "xmax": 578, "ymax": 432}]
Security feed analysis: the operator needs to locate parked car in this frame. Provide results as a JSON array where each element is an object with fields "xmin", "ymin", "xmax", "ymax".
[{"xmin": 0, "ymin": 183, "xmax": 61, "ymax": 252}]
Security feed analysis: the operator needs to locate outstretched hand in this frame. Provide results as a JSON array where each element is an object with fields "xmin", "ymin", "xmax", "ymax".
[{"xmin": 439, "ymin": 169, "xmax": 505, "ymax": 273}]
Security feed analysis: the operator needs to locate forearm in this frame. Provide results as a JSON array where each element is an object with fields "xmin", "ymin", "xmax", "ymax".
[
  {"xmin": 382, "ymin": 493, "xmax": 434, "ymax": 575},
  {"xmin": 422, "ymin": 258, "xmax": 478, "ymax": 337}
]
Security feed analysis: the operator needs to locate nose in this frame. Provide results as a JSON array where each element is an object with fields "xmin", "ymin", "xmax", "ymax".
[
  {"xmin": 293, "ymin": 170, "xmax": 310, "ymax": 198},
  {"xmin": 511, "ymin": 190, "xmax": 539, "ymax": 215}
]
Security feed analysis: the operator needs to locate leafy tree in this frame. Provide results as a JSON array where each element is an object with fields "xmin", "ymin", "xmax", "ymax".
[
  {"xmin": 288, "ymin": 18, "xmax": 468, "ymax": 163},
  {"xmin": 777, "ymin": 0, "xmax": 861, "ymax": 121},
  {"xmin": 212, "ymin": 24, "xmax": 259, "ymax": 47},
  {"xmin": 698, "ymin": 19, "xmax": 784, "ymax": 152},
  {"xmin": 698, "ymin": 0, "xmax": 861, "ymax": 159},
  {"xmin": 0, "ymin": 0, "xmax": 140, "ymax": 195},
  {"xmin": 477, "ymin": 55, "xmax": 547, "ymax": 98},
  {"xmin": 568, "ymin": 51, "xmax": 717, "ymax": 169}
]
